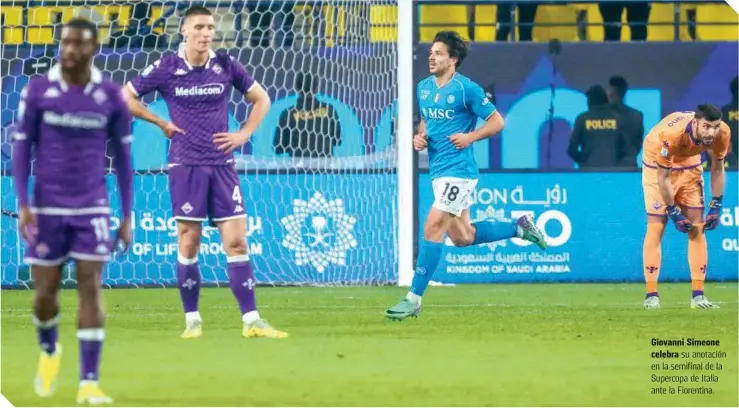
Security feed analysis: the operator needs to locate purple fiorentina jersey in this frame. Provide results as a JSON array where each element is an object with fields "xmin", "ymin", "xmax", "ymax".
[
  {"xmin": 127, "ymin": 49, "xmax": 256, "ymax": 165},
  {"xmin": 13, "ymin": 65, "xmax": 133, "ymax": 213}
]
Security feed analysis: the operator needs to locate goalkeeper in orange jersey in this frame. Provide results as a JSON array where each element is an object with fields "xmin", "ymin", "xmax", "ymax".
[{"xmin": 641, "ymin": 104, "xmax": 731, "ymax": 309}]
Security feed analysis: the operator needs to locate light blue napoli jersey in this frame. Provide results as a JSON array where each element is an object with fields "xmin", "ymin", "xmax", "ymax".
[{"xmin": 418, "ymin": 73, "xmax": 496, "ymax": 179}]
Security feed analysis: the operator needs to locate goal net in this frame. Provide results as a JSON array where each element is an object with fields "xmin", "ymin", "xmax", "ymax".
[{"xmin": 0, "ymin": 0, "xmax": 402, "ymax": 288}]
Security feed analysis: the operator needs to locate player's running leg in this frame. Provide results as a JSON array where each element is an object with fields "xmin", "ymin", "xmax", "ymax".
[
  {"xmin": 683, "ymin": 206, "xmax": 717, "ymax": 309},
  {"xmin": 176, "ymin": 220, "xmax": 204, "ymax": 338},
  {"xmin": 386, "ymin": 207, "xmax": 453, "ymax": 320},
  {"xmin": 75, "ymin": 260, "xmax": 112, "ymax": 404},
  {"xmin": 31, "ymin": 264, "xmax": 63, "ymax": 397},
  {"xmin": 447, "ymin": 211, "xmax": 547, "ymax": 249}
]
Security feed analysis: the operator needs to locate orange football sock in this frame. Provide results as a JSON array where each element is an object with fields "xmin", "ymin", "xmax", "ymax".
[
  {"xmin": 643, "ymin": 222, "xmax": 665, "ymax": 296},
  {"xmin": 688, "ymin": 223, "xmax": 707, "ymax": 295}
]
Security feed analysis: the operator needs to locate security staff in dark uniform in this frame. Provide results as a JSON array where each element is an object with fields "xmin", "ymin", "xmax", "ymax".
[
  {"xmin": 568, "ymin": 85, "xmax": 633, "ymax": 168},
  {"xmin": 274, "ymin": 72, "xmax": 342, "ymax": 158},
  {"xmin": 721, "ymin": 76, "xmax": 738, "ymax": 168},
  {"xmin": 607, "ymin": 76, "xmax": 644, "ymax": 167}
]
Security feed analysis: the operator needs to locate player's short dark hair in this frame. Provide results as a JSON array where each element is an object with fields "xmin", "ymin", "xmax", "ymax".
[
  {"xmin": 608, "ymin": 76, "xmax": 628, "ymax": 98},
  {"xmin": 730, "ymin": 76, "xmax": 738, "ymax": 97},
  {"xmin": 64, "ymin": 18, "xmax": 98, "ymax": 42},
  {"xmin": 184, "ymin": 6, "xmax": 213, "ymax": 21},
  {"xmin": 295, "ymin": 72, "xmax": 316, "ymax": 94},
  {"xmin": 433, "ymin": 31, "xmax": 468, "ymax": 68},
  {"xmin": 586, "ymin": 85, "xmax": 608, "ymax": 107},
  {"xmin": 694, "ymin": 104, "xmax": 722, "ymax": 122}
]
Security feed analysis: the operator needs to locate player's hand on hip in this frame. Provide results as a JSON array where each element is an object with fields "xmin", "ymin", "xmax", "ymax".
[
  {"xmin": 115, "ymin": 217, "xmax": 132, "ymax": 254},
  {"xmin": 449, "ymin": 133, "xmax": 473, "ymax": 149},
  {"xmin": 214, "ymin": 132, "xmax": 250, "ymax": 154},
  {"xmin": 412, "ymin": 132, "xmax": 427, "ymax": 151},
  {"xmin": 667, "ymin": 205, "xmax": 693, "ymax": 233},
  {"xmin": 18, "ymin": 206, "xmax": 37, "ymax": 244},
  {"xmin": 161, "ymin": 122, "xmax": 185, "ymax": 139},
  {"xmin": 704, "ymin": 196, "xmax": 723, "ymax": 230}
]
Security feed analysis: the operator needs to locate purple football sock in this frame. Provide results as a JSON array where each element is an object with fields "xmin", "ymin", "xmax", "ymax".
[
  {"xmin": 78, "ymin": 328, "xmax": 104, "ymax": 381},
  {"xmin": 177, "ymin": 256, "xmax": 201, "ymax": 313},
  {"xmin": 227, "ymin": 255, "xmax": 257, "ymax": 315}
]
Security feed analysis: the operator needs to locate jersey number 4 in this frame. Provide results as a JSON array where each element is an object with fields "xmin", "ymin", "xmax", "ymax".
[{"xmin": 442, "ymin": 183, "xmax": 460, "ymax": 202}]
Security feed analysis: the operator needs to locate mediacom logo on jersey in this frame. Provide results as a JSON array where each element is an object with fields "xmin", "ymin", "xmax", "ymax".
[
  {"xmin": 42, "ymin": 111, "xmax": 108, "ymax": 129},
  {"xmin": 174, "ymin": 83, "xmax": 225, "ymax": 97}
]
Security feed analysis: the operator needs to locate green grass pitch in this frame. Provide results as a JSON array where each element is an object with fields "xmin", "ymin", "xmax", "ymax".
[{"xmin": 2, "ymin": 283, "xmax": 737, "ymax": 406}]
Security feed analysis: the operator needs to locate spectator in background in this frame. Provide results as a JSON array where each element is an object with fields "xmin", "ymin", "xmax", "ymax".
[
  {"xmin": 721, "ymin": 76, "xmax": 738, "ymax": 168},
  {"xmin": 496, "ymin": 2, "xmax": 539, "ymax": 41},
  {"xmin": 607, "ymin": 76, "xmax": 644, "ymax": 167},
  {"xmin": 599, "ymin": 2, "xmax": 651, "ymax": 41},
  {"xmin": 568, "ymin": 85, "xmax": 633, "ymax": 168},
  {"xmin": 274, "ymin": 72, "xmax": 342, "ymax": 158},
  {"xmin": 108, "ymin": 0, "xmax": 168, "ymax": 48}
]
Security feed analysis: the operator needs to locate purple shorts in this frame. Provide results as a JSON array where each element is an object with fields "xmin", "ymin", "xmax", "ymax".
[
  {"xmin": 168, "ymin": 165, "xmax": 246, "ymax": 222},
  {"xmin": 24, "ymin": 213, "xmax": 112, "ymax": 266}
]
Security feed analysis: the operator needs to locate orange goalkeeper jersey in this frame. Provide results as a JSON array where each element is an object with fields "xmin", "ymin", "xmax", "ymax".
[{"xmin": 642, "ymin": 111, "xmax": 731, "ymax": 169}]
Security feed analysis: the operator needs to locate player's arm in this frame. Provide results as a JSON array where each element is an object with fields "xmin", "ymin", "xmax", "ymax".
[
  {"xmin": 238, "ymin": 83, "xmax": 271, "ymax": 140},
  {"xmin": 11, "ymin": 84, "xmax": 38, "ymax": 241},
  {"xmin": 123, "ymin": 60, "xmax": 183, "ymax": 138},
  {"xmin": 655, "ymin": 132, "xmax": 676, "ymax": 206},
  {"xmin": 108, "ymin": 87, "xmax": 135, "ymax": 250},
  {"xmin": 705, "ymin": 127, "xmax": 731, "ymax": 230},
  {"xmin": 468, "ymin": 110, "xmax": 504, "ymax": 143},
  {"xmin": 656, "ymin": 132, "xmax": 693, "ymax": 232},
  {"xmin": 450, "ymin": 81, "xmax": 503, "ymax": 149},
  {"xmin": 214, "ymin": 58, "xmax": 271, "ymax": 153}
]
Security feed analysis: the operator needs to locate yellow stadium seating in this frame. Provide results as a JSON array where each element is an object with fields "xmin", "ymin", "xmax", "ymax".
[
  {"xmin": 418, "ymin": 5, "xmax": 469, "ymax": 41},
  {"xmin": 695, "ymin": 3, "xmax": 739, "ymax": 41}
]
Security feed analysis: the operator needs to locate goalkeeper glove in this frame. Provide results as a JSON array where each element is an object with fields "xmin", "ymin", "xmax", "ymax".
[
  {"xmin": 704, "ymin": 196, "xmax": 723, "ymax": 231},
  {"xmin": 667, "ymin": 205, "xmax": 693, "ymax": 233}
]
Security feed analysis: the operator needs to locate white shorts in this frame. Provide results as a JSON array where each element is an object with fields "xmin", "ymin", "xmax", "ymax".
[{"xmin": 431, "ymin": 177, "xmax": 478, "ymax": 216}]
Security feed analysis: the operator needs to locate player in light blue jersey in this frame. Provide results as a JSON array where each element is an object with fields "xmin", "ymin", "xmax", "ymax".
[{"xmin": 385, "ymin": 31, "xmax": 547, "ymax": 320}]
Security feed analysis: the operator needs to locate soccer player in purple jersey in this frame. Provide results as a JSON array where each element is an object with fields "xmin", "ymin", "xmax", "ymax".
[
  {"xmin": 123, "ymin": 6, "xmax": 287, "ymax": 339},
  {"xmin": 12, "ymin": 19, "xmax": 133, "ymax": 404}
]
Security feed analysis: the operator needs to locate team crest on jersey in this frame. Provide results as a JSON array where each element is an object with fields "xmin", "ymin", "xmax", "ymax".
[
  {"xmin": 652, "ymin": 201, "xmax": 662, "ymax": 211},
  {"xmin": 446, "ymin": 94, "xmax": 455, "ymax": 104},
  {"xmin": 35, "ymin": 243, "xmax": 49, "ymax": 258},
  {"xmin": 181, "ymin": 202, "xmax": 193, "ymax": 214},
  {"xmin": 420, "ymin": 90, "xmax": 430, "ymax": 100},
  {"xmin": 433, "ymin": 93, "xmax": 440, "ymax": 103},
  {"xmin": 212, "ymin": 64, "xmax": 222, "ymax": 74},
  {"xmin": 92, "ymin": 89, "xmax": 107, "ymax": 105}
]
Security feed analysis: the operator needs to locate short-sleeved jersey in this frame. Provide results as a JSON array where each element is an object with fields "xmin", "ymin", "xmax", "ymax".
[
  {"xmin": 417, "ymin": 73, "xmax": 496, "ymax": 179},
  {"xmin": 15, "ymin": 65, "xmax": 132, "ymax": 211},
  {"xmin": 127, "ymin": 48, "xmax": 256, "ymax": 166},
  {"xmin": 642, "ymin": 111, "xmax": 731, "ymax": 169}
]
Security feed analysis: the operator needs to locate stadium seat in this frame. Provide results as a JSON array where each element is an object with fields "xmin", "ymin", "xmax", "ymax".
[
  {"xmin": 695, "ymin": 3, "xmax": 739, "ymax": 41},
  {"xmin": 418, "ymin": 5, "xmax": 469, "ymax": 41},
  {"xmin": 646, "ymin": 3, "xmax": 676, "ymax": 41},
  {"xmin": 531, "ymin": 4, "xmax": 579, "ymax": 42},
  {"xmin": 1, "ymin": 6, "xmax": 23, "ymax": 44},
  {"xmin": 573, "ymin": 3, "xmax": 605, "ymax": 41},
  {"xmin": 370, "ymin": 5, "xmax": 398, "ymax": 43},
  {"xmin": 473, "ymin": 4, "xmax": 496, "ymax": 42}
]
